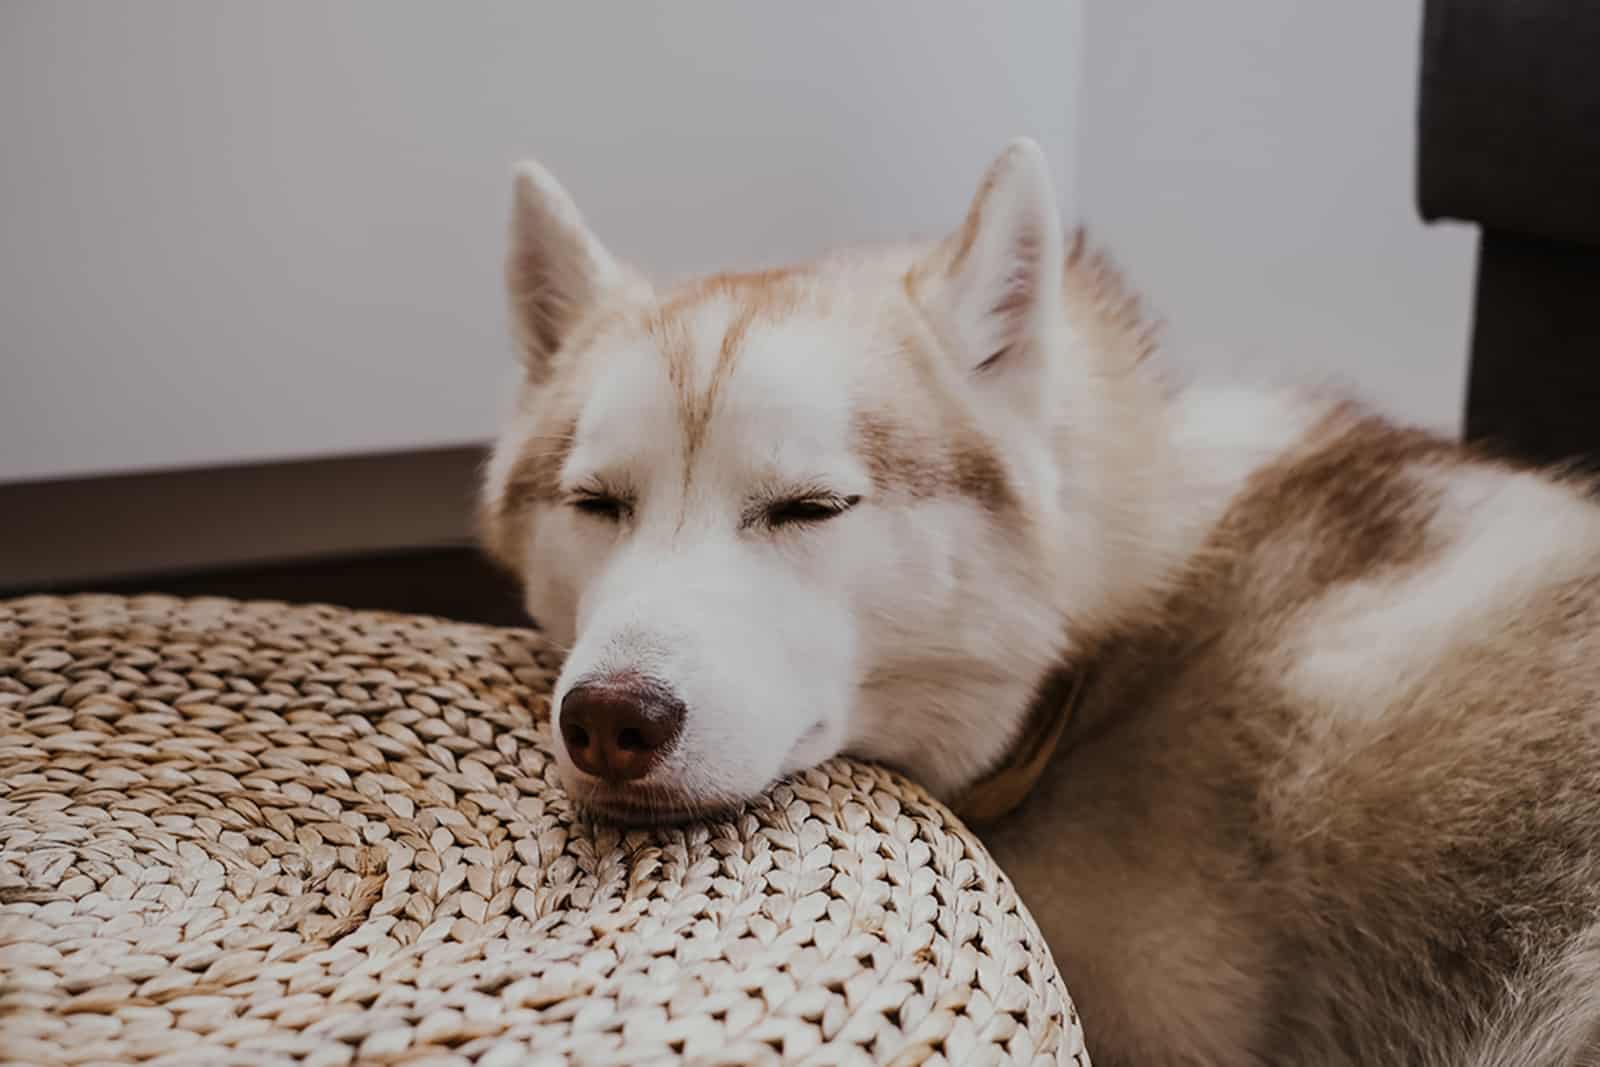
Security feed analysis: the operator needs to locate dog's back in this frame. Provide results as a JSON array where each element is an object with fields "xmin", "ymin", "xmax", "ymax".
[{"xmin": 985, "ymin": 405, "xmax": 1600, "ymax": 1065}]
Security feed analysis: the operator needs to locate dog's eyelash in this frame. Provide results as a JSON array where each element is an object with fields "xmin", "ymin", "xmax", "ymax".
[
  {"xmin": 760, "ymin": 493, "xmax": 862, "ymax": 529},
  {"xmin": 568, "ymin": 489, "xmax": 632, "ymax": 521}
]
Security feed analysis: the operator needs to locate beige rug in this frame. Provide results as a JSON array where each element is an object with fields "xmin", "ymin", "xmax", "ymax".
[{"xmin": 0, "ymin": 594, "xmax": 1085, "ymax": 1065}]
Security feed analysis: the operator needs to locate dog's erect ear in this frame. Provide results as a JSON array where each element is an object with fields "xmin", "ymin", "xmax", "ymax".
[
  {"xmin": 933, "ymin": 139, "xmax": 1063, "ymax": 388},
  {"xmin": 506, "ymin": 161, "xmax": 622, "ymax": 377}
]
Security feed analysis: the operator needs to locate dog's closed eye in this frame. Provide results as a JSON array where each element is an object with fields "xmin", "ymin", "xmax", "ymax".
[
  {"xmin": 757, "ymin": 492, "xmax": 862, "ymax": 530},
  {"xmin": 568, "ymin": 490, "xmax": 632, "ymax": 521}
]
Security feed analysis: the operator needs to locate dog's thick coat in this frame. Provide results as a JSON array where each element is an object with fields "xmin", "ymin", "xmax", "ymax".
[{"xmin": 481, "ymin": 141, "xmax": 1600, "ymax": 1065}]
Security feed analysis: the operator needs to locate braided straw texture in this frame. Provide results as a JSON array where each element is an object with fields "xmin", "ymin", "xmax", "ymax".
[{"xmin": 0, "ymin": 595, "xmax": 1085, "ymax": 1066}]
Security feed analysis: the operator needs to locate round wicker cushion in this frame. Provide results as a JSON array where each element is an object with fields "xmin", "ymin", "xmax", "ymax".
[{"xmin": 0, "ymin": 595, "xmax": 1085, "ymax": 1066}]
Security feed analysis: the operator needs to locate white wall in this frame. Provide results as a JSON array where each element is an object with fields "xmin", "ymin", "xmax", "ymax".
[
  {"xmin": 0, "ymin": 2, "xmax": 1078, "ymax": 484},
  {"xmin": 1, "ymin": 0, "xmax": 1480, "ymax": 492},
  {"xmin": 1078, "ymin": 0, "xmax": 1476, "ymax": 433}
]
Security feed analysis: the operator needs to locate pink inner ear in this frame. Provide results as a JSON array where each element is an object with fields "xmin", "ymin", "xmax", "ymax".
[
  {"xmin": 520, "ymin": 268, "xmax": 571, "ymax": 356},
  {"xmin": 508, "ymin": 219, "xmax": 589, "ymax": 372},
  {"xmin": 974, "ymin": 230, "xmax": 1043, "ymax": 371}
]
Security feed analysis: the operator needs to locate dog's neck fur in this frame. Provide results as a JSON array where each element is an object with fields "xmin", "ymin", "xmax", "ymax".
[
  {"xmin": 859, "ymin": 239, "xmax": 1299, "ymax": 799},
  {"xmin": 915, "ymin": 242, "xmax": 1331, "ymax": 808},
  {"xmin": 948, "ymin": 659, "xmax": 1088, "ymax": 824}
]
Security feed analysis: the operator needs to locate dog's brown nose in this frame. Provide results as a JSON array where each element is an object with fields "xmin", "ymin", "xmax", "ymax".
[{"xmin": 559, "ymin": 677, "xmax": 685, "ymax": 784}]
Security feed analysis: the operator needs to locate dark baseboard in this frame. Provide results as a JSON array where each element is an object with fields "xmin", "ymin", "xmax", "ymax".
[
  {"xmin": 0, "ymin": 444, "xmax": 490, "ymax": 590},
  {"xmin": 17, "ymin": 545, "xmax": 532, "ymax": 630},
  {"xmin": 0, "ymin": 443, "xmax": 537, "ymax": 627}
]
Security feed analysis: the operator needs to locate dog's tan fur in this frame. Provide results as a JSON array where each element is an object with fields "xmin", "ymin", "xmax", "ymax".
[
  {"xmin": 481, "ymin": 143, "xmax": 1600, "ymax": 1065},
  {"xmin": 985, "ymin": 398, "xmax": 1600, "ymax": 1064}
]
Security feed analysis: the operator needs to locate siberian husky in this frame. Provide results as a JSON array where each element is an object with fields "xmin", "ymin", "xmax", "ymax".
[{"xmin": 479, "ymin": 140, "xmax": 1600, "ymax": 1065}]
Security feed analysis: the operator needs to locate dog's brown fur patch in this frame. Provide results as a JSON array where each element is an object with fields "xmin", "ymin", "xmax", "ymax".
[
  {"xmin": 852, "ymin": 409, "xmax": 1015, "ymax": 516},
  {"xmin": 481, "ymin": 416, "xmax": 580, "ymax": 572},
  {"xmin": 1215, "ymin": 404, "xmax": 1457, "ymax": 594},
  {"xmin": 987, "ymin": 408, "xmax": 1600, "ymax": 1066},
  {"xmin": 853, "ymin": 307, "xmax": 1020, "ymax": 518}
]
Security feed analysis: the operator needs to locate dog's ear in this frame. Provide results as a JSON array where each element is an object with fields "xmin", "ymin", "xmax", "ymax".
[
  {"xmin": 506, "ymin": 161, "xmax": 623, "ymax": 378},
  {"xmin": 931, "ymin": 139, "xmax": 1063, "ymax": 393}
]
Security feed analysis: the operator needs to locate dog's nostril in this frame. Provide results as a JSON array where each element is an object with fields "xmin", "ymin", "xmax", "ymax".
[{"xmin": 559, "ymin": 676, "xmax": 687, "ymax": 785}]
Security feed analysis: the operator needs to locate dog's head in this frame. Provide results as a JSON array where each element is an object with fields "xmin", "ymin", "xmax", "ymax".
[{"xmin": 481, "ymin": 141, "xmax": 1164, "ymax": 821}]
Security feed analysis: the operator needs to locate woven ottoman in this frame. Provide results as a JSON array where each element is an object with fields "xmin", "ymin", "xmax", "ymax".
[{"xmin": 0, "ymin": 595, "xmax": 1086, "ymax": 1066}]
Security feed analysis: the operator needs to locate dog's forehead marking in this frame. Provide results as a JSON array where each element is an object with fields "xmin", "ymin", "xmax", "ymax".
[
  {"xmin": 497, "ymin": 268, "xmax": 817, "ymax": 529},
  {"xmin": 644, "ymin": 269, "xmax": 807, "ymax": 487}
]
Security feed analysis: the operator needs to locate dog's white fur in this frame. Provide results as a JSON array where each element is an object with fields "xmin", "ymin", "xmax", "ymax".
[{"xmin": 481, "ymin": 141, "xmax": 1600, "ymax": 1065}]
